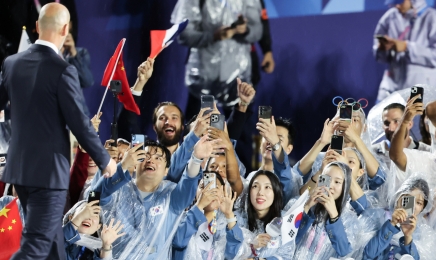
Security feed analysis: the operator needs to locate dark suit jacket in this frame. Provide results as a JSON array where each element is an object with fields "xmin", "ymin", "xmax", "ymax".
[{"xmin": 0, "ymin": 44, "xmax": 110, "ymax": 189}]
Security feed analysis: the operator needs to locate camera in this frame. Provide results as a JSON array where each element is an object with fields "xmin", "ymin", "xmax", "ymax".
[
  {"xmin": 211, "ymin": 114, "xmax": 219, "ymax": 122},
  {"xmin": 110, "ymin": 80, "xmax": 122, "ymax": 94},
  {"xmin": 411, "ymin": 87, "xmax": 418, "ymax": 94}
]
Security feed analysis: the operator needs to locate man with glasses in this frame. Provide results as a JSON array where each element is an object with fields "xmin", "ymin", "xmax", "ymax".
[{"xmin": 89, "ymin": 137, "xmax": 221, "ymax": 259}]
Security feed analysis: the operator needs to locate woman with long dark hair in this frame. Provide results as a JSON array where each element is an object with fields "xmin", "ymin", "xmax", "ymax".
[{"xmin": 236, "ymin": 170, "xmax": 295, "ymax": 259}]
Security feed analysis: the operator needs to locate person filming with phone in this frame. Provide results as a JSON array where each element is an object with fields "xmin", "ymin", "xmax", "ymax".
[
  {"xmin": 373, "ymin": 0, "xmax": 436, "ymax": 102},
  {"xmin": 363, "ymin": 176, "xmax": 434, "ymax": 259}
]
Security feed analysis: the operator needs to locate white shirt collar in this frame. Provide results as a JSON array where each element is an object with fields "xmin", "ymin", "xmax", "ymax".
[{"xmin": 35, "ymin": 39, "xmax": 59, "ymax": 54}]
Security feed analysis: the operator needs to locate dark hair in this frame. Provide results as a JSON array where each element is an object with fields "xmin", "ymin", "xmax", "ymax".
[
  {"xmin": 275, "ymin": 117, "xmax": 296, "ymax": 145},
  {"xmin": 420, "ymin": 110, "xmax": 431, "ymax": 145},
  {"xmin": 247, "ymin": 170, "xmax": 283, "ymax": 232},
  {"xmin": 383, "ymin": 103, "xmax": 405, "ymax": 113},
  {"xmin": 314, "ymin": 165, "xmax": 347, "ymax": 223},
  {"xmin": 144, "ymin": 140, "xmax": 171, "ymax": 168},
  {"xmin": 152, "ymin": 102, "xmax": 185, "ymax": 127},
  {"xmin": 205, "ymin": 153, "xmax": 226, "ymax": 170}
]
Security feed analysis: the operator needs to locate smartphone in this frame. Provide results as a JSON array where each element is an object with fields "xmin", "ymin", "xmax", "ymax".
[
  {"xmin": 330, "ymin": 135, "xmax": 344, "ymax": 155},
  {"xmin": 210, "ymin": 114, "xmax": 225, "ymax": 131},
  {"xmin": 317, "ymin": 175, "xmax": 331, "ymax": 197},
  {"xmin": 401, "ymin": 196, "xmax": 415, "ymax": 223},
  {"xmin": 339, "ymin": 104, "xmax": 352, "ymax": 121},
  {"xmin": 201, "ymin": 95, "xmax": 215, "ymax": 115},
  {"xmin": 258, "ymin": 106, "xmax": 272, "ymax": 121},
  {"xmin": 374, "ymin": 34, "xmax": 387, "ymax": 42},
  {"xmin": 231, "ymin": 15, "xmax": 245, "ymax": 28},
  {"xmin": 410, "ymin": 86, "xmax": 424, "ymax": 104},
  {"xmin": 0, "ymin": 154, "xmax": 6, "ymax": 167},
  {"xmin": 88, "ymin": 191, "xmax": 101, "ymax": 206},
  {"xmin": 131, "ymin": 134, "xmax": 146, "ymax": 162},
  {"xmin": 203, "ymin": 172, "xmax": 217, "ymax": 189}
]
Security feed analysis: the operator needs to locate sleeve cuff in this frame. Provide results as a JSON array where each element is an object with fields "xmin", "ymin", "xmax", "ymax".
[{"xmin": 131, "ymin": 88, "xmax": 142, "ymax": 96}]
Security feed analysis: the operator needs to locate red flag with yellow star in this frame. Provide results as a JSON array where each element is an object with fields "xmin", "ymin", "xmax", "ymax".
[
  {"xmin": 101, "ymin": 39, "xmax": 140, "ymax": 115},
  {"xmin": 0, "ymin": 197, "xmax": 22, "ymax": 260}
]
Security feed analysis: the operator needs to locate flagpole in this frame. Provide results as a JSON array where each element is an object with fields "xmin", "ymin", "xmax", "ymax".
[{"xmin": 97, "ymin": 38, "xmax": 126, "ymax": 116}]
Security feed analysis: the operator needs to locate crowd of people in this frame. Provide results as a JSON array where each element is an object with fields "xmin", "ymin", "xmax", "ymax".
[{"xmin": 1, "ymin": 0, "xmax": 436, "ymax": 260}]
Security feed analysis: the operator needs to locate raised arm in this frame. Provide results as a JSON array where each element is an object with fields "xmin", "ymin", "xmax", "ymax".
[
  {"xmin": 298, "ymin": 119, "xmax": 334, "ymax": 175},
  {"xmin": 390, "ymin": 95, "xmax": 423, "ymax": 171}
]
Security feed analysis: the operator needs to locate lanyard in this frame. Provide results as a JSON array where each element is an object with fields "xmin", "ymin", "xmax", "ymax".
[{"xmin": 76, "ymin": 246, "xmax": 86, "ymax": 259}]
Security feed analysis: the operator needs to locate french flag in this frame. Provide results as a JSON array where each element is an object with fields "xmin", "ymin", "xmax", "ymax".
[{"xmin": 149, "ymin": 19, "xmax": 189, "ymax": 59}]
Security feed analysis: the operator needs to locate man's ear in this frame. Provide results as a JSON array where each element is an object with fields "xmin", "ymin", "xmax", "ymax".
[
  {"xmin": 164, "ymin": 167, "xmax": 169, "ymax": 176},
  {"xmin": 285, "ymin": 144, "xmax": 294, "ymax": 155},
  {"xmin": 68, "ymin": 215, "xmax": 73, "ymax": 221},
  {"xmin": 153, "ymin": 125, "xmax": 157, "ymax": 133},
  {"xmin": 35, "ymin": 21, "xmax": 40, "ymax": 34},
  {"xmin": 61, "ymin": 23, "xmax": 68, "ymax": 36}
]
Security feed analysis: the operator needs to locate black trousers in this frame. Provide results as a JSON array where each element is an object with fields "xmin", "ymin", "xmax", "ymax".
[{"xmin": 12, "ymin": 185, "xmax": 67, "ymax": 260}]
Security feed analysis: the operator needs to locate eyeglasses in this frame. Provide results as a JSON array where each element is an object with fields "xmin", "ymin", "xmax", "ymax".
[{"xmin": 144, "ymin": 153, "xmax": 166, "ymax": 163}]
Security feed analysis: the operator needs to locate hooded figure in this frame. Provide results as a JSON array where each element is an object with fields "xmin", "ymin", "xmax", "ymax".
[
  {"xmin": 363, "ymin": 175, "xmax": 436, "ymax": 260},
  {"xmin": 292, "ymin": 162, "xmax": 359, "ymax": 260},
  {"xmin": 171, "ymin": 0, "xmax": 262, "ymax": 107},
  {"xmin": 374, "ymin": 0, "xmax": 436, "ymax": 102}
]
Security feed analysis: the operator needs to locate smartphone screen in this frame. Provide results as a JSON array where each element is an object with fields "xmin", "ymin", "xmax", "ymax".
[
  {"xmin": 131, "ymin": 134, "xmax": 146, "ymax": 162},
  {"xmin": 330, "ymin": 135, "xmax": 344, "ymax": 155},
  {"xmin": 210, "ymin": 114, "xmax": 225, "ymax": 130},
  {"xmin": 410, "ymin": 86, "xmax": 424, "ymax": 104},
  {"xmin": 258, "ymin": 106, "xmax": 272, "ymax": 120},
  {"xmin": 339, "ymin": 104, "xmax": 352, "ymax": 121},
  {"xmin": 201, "ymin": 95, "xmax": 215, "ymax": 115}
]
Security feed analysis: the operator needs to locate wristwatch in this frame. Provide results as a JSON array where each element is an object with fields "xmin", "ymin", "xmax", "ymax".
[{"xmin": 272, "ymin": 142, "xmax": 281, "ymax": 151}]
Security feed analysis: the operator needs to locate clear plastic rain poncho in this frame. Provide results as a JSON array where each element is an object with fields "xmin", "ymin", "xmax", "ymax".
[
  {"xmin": 362, "ymin": 174, "xmax": 436, "ymax": 260},
  {"xmin": 373, "ymin": 0, "xmax": 436, "ymax": 101},
  {"xmin": 62, "ymin": 200, "xmax": 104, "ymax": 251},
  {"xmin": 232, "ymin": 212, "xmax": 296, "ymax": 259},
  {"xmin": 99, "ymin": 180, "xmax": 184, "ymax": 260},
  {"xmin": 292, "ymin": 162, "xmax": 360, "ymax": 260},
  {"xmin": 171, "ymin": 0, "xmax": 262, "ymax": 106},
  {"xmin": 232, "ymin": 173, "xmax": 296, "ymax": 259},
  {"xmin": 182, "ymin": 210, "xmax": 242, "ymax": 260}
]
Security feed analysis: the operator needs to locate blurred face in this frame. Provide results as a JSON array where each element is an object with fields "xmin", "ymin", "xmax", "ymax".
[
  {"xmin": 250, "ymin": 175, "xmax": 275, "ymax": 217},
  {"xmin": 136, "ymin": 146, "xmax": 168, "ymax": 181},
  {"xmin": 396, "ymin": 188, "xmax": 425, "ymax": 216},
  {"xmin": 345, "ymin": 150, "xmax": 365, "ymax": 180},
  {"xmin": 154, "ymin": 106, "xmax": 183, "ymax": 147},
  {"xmin": 382, "ymin": 108, "xmax": 404, "ymax": 141},
  {"xmin": 323, "ymin": 165, "xmax": 345, "ymax": 200},
  {"xmin": 260, "ymin": 126, "xmax": 291, "ymax": 160},
  {"xmin": 87, "ymin": 158, "xmax": 98, "ymax": 176},
  {"xmin": 197, "ymin": 179, "xmax": 224, "ymax": 212},
  {"xmin": 70, "ymin": 204, "xmax": 101, "ymax": 235},
  {"xmin": 396, "ymin": 0, "xmax": 412, "ymax": 14},
  {"xmin": 207, "ymin": 155, "xmax": 227, "ymax": 180},
  {"xmin": 351, "ymin": 112, "xmax": 364, "ymax": 136}
]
